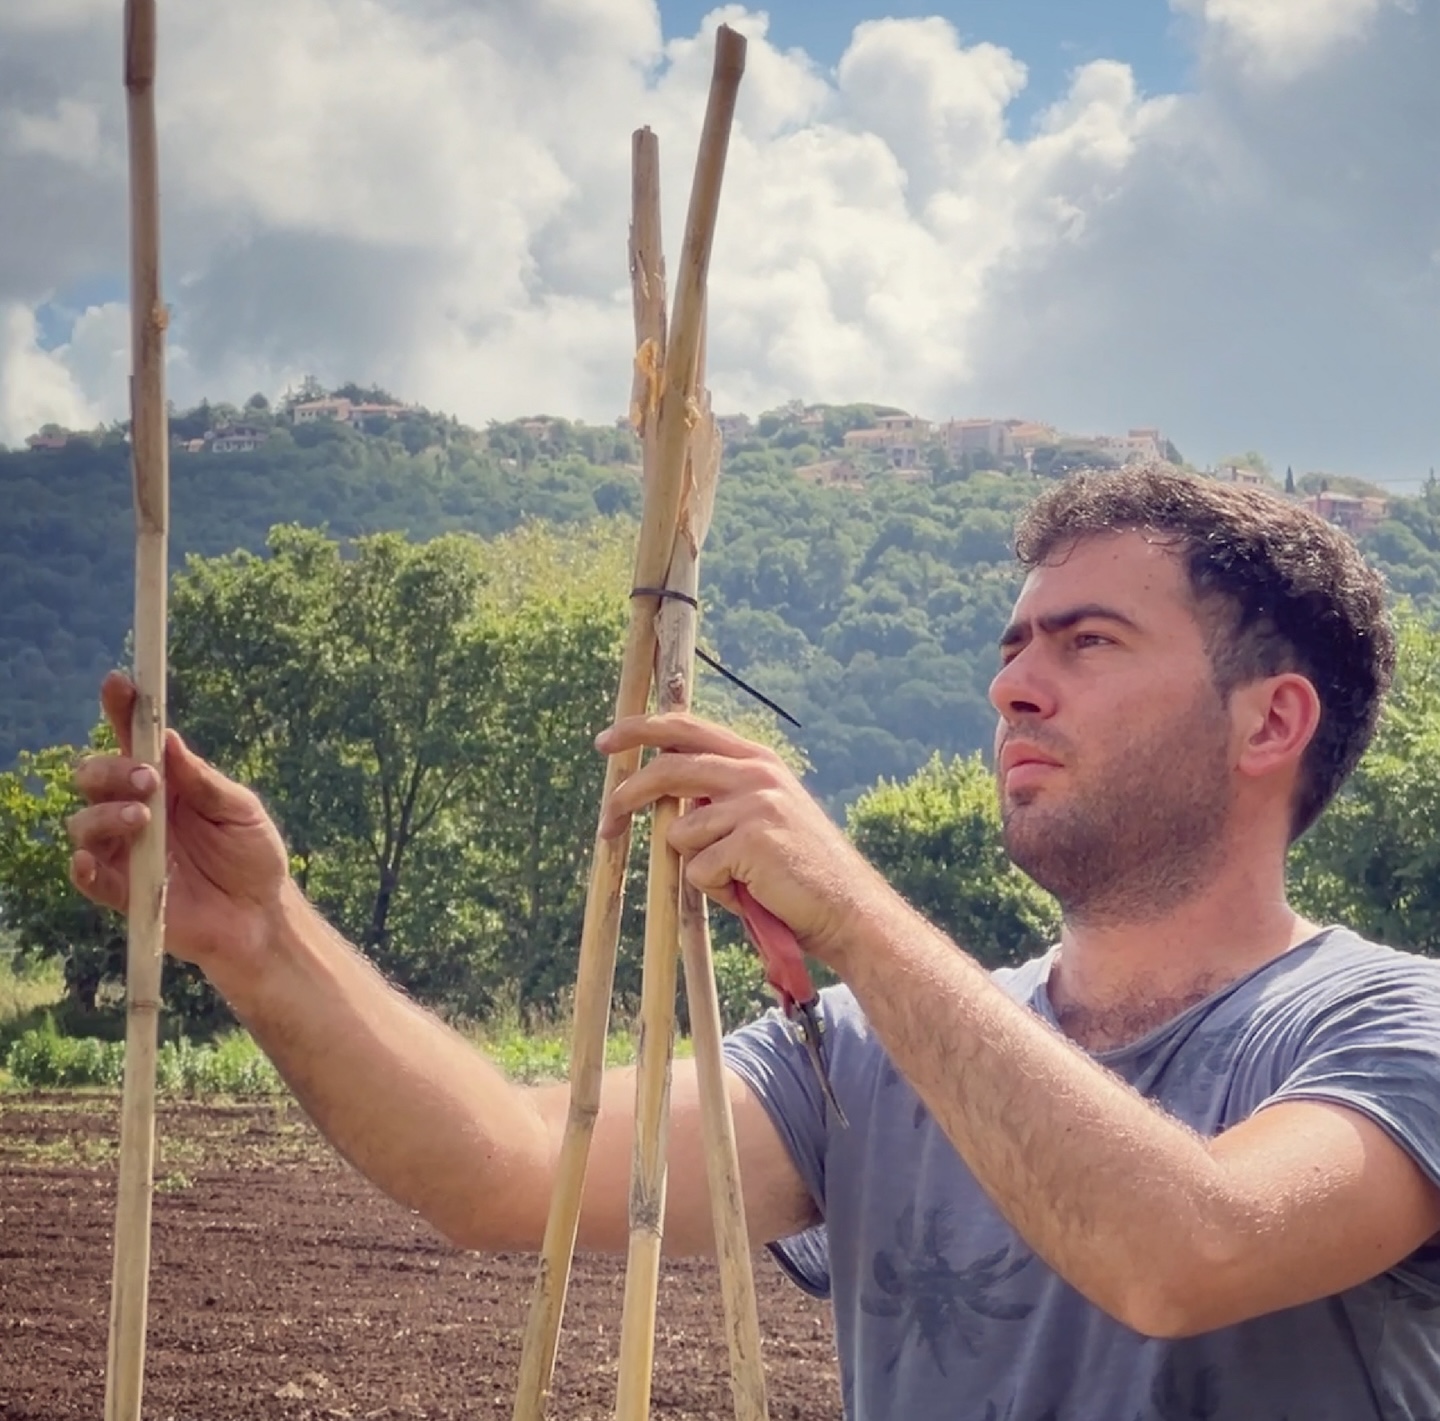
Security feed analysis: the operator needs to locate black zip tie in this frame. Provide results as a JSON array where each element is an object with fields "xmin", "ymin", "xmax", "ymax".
[
  {"xmin": 695, "ymin": 648, "xmax": 803, "ymax": 728},
  {"xmin": 630, "ymin": 586, "xmax": 803, "ymax": 729},
  {"xmin": 631, "ymin": 585, "xmax": 699, "ymax": 609}
]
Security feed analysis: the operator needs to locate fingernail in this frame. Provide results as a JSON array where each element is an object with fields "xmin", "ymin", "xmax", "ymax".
[
  {"xmin": 130, "ymin": 767, "xmax": 157, "ymax": 794},
  {"xmin": 122, "ymin": 804, "xmax": 145, "ymax": 825}
]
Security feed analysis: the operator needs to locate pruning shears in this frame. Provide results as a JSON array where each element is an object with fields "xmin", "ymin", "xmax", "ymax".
[{"xmin": 732, "ymin": 881, "xmax": 849, "ymax": 1129}]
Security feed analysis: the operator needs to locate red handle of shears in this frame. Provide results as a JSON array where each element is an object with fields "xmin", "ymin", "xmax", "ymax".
[
  {"xmin": 732, "ymin": 880, "xmax": 817, "ymax": 1013},
  {"xmin": 731, "ymin": 881, "xmax": 848, "ymax": 1129}
]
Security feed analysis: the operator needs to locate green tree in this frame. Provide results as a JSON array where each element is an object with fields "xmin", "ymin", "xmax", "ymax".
[
  {"xmin": 0, "ymin": 744, "xmax": 121, "ymax": 1012},
  {"xmin": 847, "ymin": 752, "xmax": 1060, "ymax": 968},
  {"xmin": 168, "ymin": 520, "xmax": 635, "ymax": 1017},
  {"xmin": 1289, "ymin": 613, "xmax": 1440, "ymax": 953},
  {"xmin": 1219, "ymin": 450, "xmax": 1272, "ymax": 477},
  {"xmin": 0, "ymin": 740, "xmax": 224, "ymax": 1030}
]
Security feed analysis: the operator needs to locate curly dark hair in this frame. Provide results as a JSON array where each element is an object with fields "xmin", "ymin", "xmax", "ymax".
[{"xmin": 1013, "ymin": 465, "xmax": 1395, "ymax": 839}]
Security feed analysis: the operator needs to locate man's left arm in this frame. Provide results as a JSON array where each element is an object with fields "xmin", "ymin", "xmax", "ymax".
[{"xmin": 831, "ymin": 898, "xmax": 1440, "ymax": 1338}]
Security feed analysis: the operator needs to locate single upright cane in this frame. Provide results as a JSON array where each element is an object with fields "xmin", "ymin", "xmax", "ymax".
[{"xmin": 105, "ymin": 3, "xmax": 170, "ymax": 1419}]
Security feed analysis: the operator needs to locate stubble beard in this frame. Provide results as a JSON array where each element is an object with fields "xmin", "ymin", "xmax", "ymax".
[{"xmin": 1000, "ymin": 694, "xmax": 1234, "ymax": 929}]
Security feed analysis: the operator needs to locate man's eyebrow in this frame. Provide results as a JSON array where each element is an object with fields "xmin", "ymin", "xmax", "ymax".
[{"xmin": 998, "ymin": 604, "xmax": 1143, "ymax": 647}]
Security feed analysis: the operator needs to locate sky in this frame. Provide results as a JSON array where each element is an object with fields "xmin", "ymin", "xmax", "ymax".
[{"xmin": 0, "ymin": 0, "xmax": 1436, "ymax": 485}]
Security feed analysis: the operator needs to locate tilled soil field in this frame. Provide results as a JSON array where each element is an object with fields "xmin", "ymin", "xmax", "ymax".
[{"xmin": 0, "ymin": 1094, "xmax": 840, "ymax": 1419}]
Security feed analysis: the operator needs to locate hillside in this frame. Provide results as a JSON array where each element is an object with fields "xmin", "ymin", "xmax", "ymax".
[{"xmin": 6, "ymin": 394, "xmax": 1440, "ymax": 807}]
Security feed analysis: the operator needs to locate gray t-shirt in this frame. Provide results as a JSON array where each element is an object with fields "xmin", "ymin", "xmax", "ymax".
[{"xmin": 723, "ymin": 928, "xmax": 1440, "ymax": 1420}]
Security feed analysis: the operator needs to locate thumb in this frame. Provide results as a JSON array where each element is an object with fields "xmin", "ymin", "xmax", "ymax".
[{"xmin": 164, "ymin": 729, "xmax": 249, "ymax": 821}]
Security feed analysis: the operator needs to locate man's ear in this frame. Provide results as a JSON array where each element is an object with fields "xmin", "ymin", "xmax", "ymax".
[{"xmin": 1233, "ymin": 674, "xmax": 1322, "ymax": 781}]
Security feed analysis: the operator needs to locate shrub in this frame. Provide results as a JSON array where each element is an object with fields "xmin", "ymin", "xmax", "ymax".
[{"xmin": 4, "ymin": 1026, "xmax": 283, "ymax": 1095}]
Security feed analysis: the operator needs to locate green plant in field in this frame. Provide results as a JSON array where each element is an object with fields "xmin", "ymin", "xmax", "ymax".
[
  {"xmin": 4, "ymin": 1018, "xmax": 126, "ymax": 1088},
  {"xmin": 3, "ymin": 1025, "xmax": 284, "ymax": 1096}
]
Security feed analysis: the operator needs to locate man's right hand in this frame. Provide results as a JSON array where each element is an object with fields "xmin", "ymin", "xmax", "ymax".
[{"xmin": 68, "ymin": 671, "xmax": 291, "ymax": 971}]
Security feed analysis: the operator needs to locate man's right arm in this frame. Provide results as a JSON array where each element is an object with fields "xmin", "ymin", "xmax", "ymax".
[
  {"xmin": 218, "ymin": 882, "xmax": 818, "ymax": 1256},
  {"xmin": 67, "ymin": 674, "xmax": 816, "ymax": 1259}
]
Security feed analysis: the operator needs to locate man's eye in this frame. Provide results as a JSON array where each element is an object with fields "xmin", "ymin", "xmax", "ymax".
[{"xmin": 1074, "ymin": 633, "xmax": 1111, "ymax": 649}]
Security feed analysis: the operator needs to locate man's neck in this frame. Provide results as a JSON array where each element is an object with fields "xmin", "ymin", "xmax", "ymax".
[{"xmin": 1046, "ymin": 873, "xmax": 1321, "ymax": 1053}]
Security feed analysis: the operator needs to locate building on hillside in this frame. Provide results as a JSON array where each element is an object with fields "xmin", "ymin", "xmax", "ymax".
[
  {"xmin": 291, "ymin": 397, "xmax": 406, "ymax": 427},
  {"xmin": 292, "ymin": 398, "xmax": 353, "ymax": 423},
  {"xmin": 1306, "ymin": 491, "xmax": 1389, "ymax": 537},
  {"xmin": 1099, "ymin": 430, "xmax": 1166, "ymax": 465},
  {"xmin": 25, "ymin": 432, "xmax": 70, "ymax": 451},
  {"xmin": 348, "ymin": 402, "xmax": 406, "ymax": 425},
  {"xmin": 716, "ymin": 413, "xmax": 752, "ymax": 441},
  {"xmin": 842, "ymin": 414, "xmax": 931, "ymax": 470},
  {"xmin": 942, "ymin": 419, "xmax": 1014, "ymax": 462},
  {"xmin": 794, "ymin": 458, "xmax": 864, "ymax": 490},
  {"xmin": 209, "ymin": 424, "xmax": 268, "ymax": 454},
  {"xmin": 1217, "ymin": 465, "xmax": 1269, "ymax": 487},
  {"xmin": 1004, "ymin": 420, "xmax": 1058, "ymax": 450}
]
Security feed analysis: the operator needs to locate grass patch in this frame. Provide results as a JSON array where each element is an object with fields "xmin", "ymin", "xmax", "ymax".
[
  {"xmin": 0, "ymin": 950, "xmax": 66, "ymax": 1081},
  {"xmin": 3, "ymin": 1022, "xmax": 285, "ymax": 1095}
]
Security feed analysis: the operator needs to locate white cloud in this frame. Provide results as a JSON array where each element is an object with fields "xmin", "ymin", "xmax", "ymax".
[
  {"xmin": 0, "ymin": 303, "xmax": 100, "ymax": 443},
  {"xmin": 6, "ymin": 98, "xmax": 103, "ymax": 164},
  {"xmin": 1174, "ymin": 0, "xmax": 1396, "ymax": 79},
  {"xmin": 0, "ymin": 0, "xmax": 1436, "ymax": 480}
]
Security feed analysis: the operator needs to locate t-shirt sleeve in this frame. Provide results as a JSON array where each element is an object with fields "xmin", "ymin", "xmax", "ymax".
[
  {"xmin": 1259, "ymin": 958, "xmax": 1440, "ymax": 1294},
  {"xmin": 722, "ymin": 989, "xmax": 845, "ymax": 1299},
  {"xmin": 1261, "ymin": 962, "xmax": 1440, "ymax": 1194}
]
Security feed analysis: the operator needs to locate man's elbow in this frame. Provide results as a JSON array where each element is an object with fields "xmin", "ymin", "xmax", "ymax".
[
  {"xmin": 428, "ymin": 1196, "xmax": 547, "ymax": 1255},
  {"xmin": 1111, "ymin": 1229, "xmax": 1253, "ymax": 1340}
]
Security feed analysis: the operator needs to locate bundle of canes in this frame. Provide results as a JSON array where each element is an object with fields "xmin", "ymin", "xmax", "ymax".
[
  {"xmin": 105, "ymin": 3, "xmax": 170, "ymax": 1421},
  {"xmin": 511, "ymin": 23, "xmax": 767, "ymax": 1421}
]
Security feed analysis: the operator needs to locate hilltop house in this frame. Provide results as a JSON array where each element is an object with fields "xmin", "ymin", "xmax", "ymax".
[
  {"xmin": 209, "ymin": 424, "xmax": 267, "ymax": 454},
  {"xmin": 291, "ymin": 397, "xmax": 408, "ymax": 427},
  {"xmin": 1306, "ymin": 490, "xmax": 1389, "ymax": 537},
  {"xmin": 942, "ymin": 419, "xmax": 1014, "ymax": 462},
  {"xmin": 843, "ymin": 414, "xmax": 931, "ymax": 469}
]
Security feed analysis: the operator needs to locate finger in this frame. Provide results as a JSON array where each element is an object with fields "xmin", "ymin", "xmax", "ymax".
[
  {"xmin": 70, "ymin": 849, "xmax": 130, "ymax": 914},
  {"xmin": 165, "ymin": 729, "xmax": 263, "ymax": 824},
  {"xmin": 600, "ymin": 753, "xmax": 750, "ymax": 838},
  {"xmin": 99, "ymin": 672, "xmax": 138, "ymax": 757},
  {"xmin": 682, "ymin": 842, "xmax": 743, "ymax": 916},
  {"xmin": 73, "ymin": 754, "xmax": 160, "ymax": 806},
  {"xmin": 66, "ymin": 801, "xmax": 151, "ymax": 852},
  {"xmin": 597, "ymin": 713, "xmax": 772, "ymax": 762},
  {"xmin": 666, "ymin": 797, "xmax": 738, "ymax": 859}
]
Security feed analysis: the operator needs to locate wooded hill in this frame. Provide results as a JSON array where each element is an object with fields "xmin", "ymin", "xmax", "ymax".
[{"xmin": 6, "ymin": 393, "xmax": 1440, "ymax": 807}]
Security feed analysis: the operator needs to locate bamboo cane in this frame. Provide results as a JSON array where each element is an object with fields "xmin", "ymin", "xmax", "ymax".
[
  {"xmin": 105, "ymin": 4, "xmax": 169, "ymax": 1420},
  {"xmin": 670, "ymin": 412, "xmax": 769, "ymax": 1421},
  {"xmin": 510, "ymin": 128, "xmax": 676, "ymax": 1421},
  {"xmin": 612, "ymin": 27, "xmax": 748, "ymax": 1421},
  {"xmin": 614, "ymin": 355, "xmax": 769, "ymax": 1421}
]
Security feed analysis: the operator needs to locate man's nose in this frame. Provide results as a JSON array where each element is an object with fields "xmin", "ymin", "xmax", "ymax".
[{"xmin": 988, "ymin": 646, "xmax": 1056, "ymax": 722}]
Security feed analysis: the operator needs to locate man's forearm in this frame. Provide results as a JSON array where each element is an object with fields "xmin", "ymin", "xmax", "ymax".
[
  {"xmin": 206, "ymin": 881, "xmax": 554, "ymax": 1250},
  {"xmin": 828, "ymin": 895, "xmax": 1230, "ymax": 1335}
]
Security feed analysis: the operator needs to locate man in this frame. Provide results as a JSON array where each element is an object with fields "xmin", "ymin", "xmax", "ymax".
[{"xmin": 68, "ymin": 467, "xmax": 1440, "ymax": 1419}]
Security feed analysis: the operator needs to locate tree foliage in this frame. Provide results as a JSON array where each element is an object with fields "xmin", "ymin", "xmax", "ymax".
[
  {"xmin": 166, "ymin": 520, "xmax": 634, "ymax": 1022},
  {"xmin": 1289, "ymin": 612, "xmax": 1440, "ymax": 953},
  {"xmin": 847, "ymin": 752, "xmax": 1060, "ymax": 968}
]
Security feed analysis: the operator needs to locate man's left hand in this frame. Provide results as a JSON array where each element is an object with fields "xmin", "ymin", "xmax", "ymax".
[{"xmin": 597, "ymin": 713, "xmax": 887, "ymax": 968}]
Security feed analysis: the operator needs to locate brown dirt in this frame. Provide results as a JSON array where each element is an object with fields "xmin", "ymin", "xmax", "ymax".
[{"xmin": 0, "ymin": 1094, "xmax": 840, "ymax": 1419}]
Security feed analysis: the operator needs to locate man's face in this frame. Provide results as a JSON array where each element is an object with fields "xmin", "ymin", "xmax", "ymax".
[{"xmin": 988, "ymin": 531, "xmax": 1237, "ymax": 925}]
